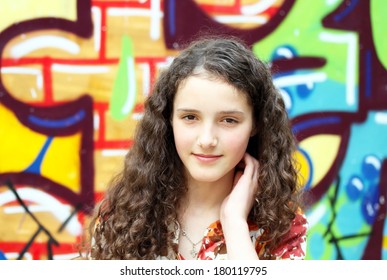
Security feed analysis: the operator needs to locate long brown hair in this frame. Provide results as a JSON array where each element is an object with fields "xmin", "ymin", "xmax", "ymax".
[{"xmin": 85, "ymin": 36, "xmax": 304, "ymax": 259}]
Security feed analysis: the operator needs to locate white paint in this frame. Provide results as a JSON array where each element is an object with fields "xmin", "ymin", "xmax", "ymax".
[
  {"xmin": 5, "ymin": 252, "xmax": 32, "ymax": 260},
  {"xmin": 121, "ymin": 57, "xmax": 137, "ymax": 115},
  {"xmin": 326, "ymin": 0, "xmax": 340, "ymax": 6},
  {"xmin": 53, "ymin": 253, "xmax": 81, "ymax": 260},
  {"xmin": 11, "ymin": 36, "xmax": 80, "ymax": 58},
  {"xmin": 214, "ymin": 15, "xmax": 267, "ymax": 24},
  {"xmin": 276, "ymin": 47, "xmax": 295, "ymax": 59},
  {"xmin": 375, "ymin": 112, "xmax": 387, "ymax": 124},
  {"xmin": 52, "ymin": 64, "xmax": 109, "ymax": 74},
  {"xmin": 139, "ymin": 63, "xmax": 150, "ymax": 97},
  {"xmin": 101, "ymin": 149, "xmax": 128, "ymax": 157},
  {"xmin": 92, "ymin": 6, "xmax": 102, "ymax": 52},
  {"xmin": 240, "ymin": 0, "xmax": 276, "ymax": 16},
  {"xmin": 30, "ymin": 88, "xmax": 38, "ymax": 99},
  {"xmin": 364, "ymin": 155, "xmax": 381, "ymax": 170},
  {"xmin": 107, "ymin": 7, "xmax": 163, "ymax": 40},
  {"xmin": 274, "ymin": 72, "xmax": 327, "ymax": 88},
  {"xmin": 150, "ymin": 0, "xmax": 162, "ymax": 40},
  {"xmin": 305, "ymin": 203, "xmax": 326, "ymax": 228},
  {"xmin": 1, "ymin": 67, "xmax": 41, "ymax": 75},
  {"xmin": 320, "ymin": 32, "xmax": 357, "ymax": 106},
  {"xmin": 351, "ymin": 176, "xmax": 364, "ymax": 192},
  {"xmin": 93, "ymin": 113, "xmax": 100, "ymax": 130},
  {"xmin": 0, "ymin": 187, "xmax": 82, "ymax": 235},
  {"xmin": 279, "ymin": 88, "xmax": 292, "ymax": 111},
  {"xmin": 1, "ymin": 66, "xmax": 43, "ymax": 90}
]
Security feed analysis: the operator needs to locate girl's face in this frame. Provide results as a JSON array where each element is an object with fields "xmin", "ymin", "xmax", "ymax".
[{"xmin": 172, "ymin": 74, "xmax": 255, "ymax": 184}]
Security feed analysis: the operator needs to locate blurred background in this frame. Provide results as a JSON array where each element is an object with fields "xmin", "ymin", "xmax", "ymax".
[{"xmin": 0, "ymin": 0, "xmax": 386, "ymax": 260}]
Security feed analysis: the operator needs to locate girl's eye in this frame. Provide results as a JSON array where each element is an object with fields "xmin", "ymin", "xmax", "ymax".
[
  {"xmin": 222, "ymin": 118, "xmax": 238, "ymax": 124},
  {"xmin": 182, "ymin": 115, "xmax": 197, "ymax": 121}
]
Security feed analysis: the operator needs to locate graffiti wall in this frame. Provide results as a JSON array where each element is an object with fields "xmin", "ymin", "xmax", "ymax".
[{"xmin": 0, "ymin": 0, "xmax": 386, "ymax": 260}]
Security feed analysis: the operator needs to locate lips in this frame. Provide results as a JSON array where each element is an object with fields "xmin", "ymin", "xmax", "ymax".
[{"xmin": 193, "ymin": 153, "xmax": 222, "ymax": 163}]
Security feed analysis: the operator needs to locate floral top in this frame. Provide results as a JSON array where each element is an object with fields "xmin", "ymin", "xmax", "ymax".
[
  {"xmin": 93, "ymin": 210, "xmax": 307, "ymax": 260},
  {"xmin": 166, "ymin": 212, "xmax": 307, "ymax": 260}
]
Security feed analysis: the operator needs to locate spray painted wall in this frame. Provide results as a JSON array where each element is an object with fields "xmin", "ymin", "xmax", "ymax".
[{"xmin": 0, "ymin": 0, "xmax": 386, "ymax": 260}]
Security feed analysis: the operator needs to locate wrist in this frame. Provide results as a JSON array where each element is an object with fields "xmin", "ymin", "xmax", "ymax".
[
  {"xmin": 221, "ymin": 219, "xmax": 258, "ymax": 260},
  {"xmin": 221, "ymin": 217, "xmax": 249, "ymax": 236}
]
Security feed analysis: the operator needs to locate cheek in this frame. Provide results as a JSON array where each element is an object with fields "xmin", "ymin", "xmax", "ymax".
[
  {"xmin": 172, "ymin": 124, "xmax": 194, "ymax": 153},
  {"xmin": 226, "ymin": 133, "xmax": 250, "ymax": 158}
]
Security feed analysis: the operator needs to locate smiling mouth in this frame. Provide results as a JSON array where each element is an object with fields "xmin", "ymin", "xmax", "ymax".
[{"xmin": 193, "ymin": 154, "xmax": 222, "ymax": 163}]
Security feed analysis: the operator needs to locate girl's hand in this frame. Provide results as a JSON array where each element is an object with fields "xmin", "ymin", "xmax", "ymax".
[{"xmin": 220, "ymin": 152, "xmax": 259, "ymax": 224}]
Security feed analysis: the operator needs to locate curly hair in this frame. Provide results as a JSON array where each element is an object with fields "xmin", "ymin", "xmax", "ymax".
[{"xmin": 85, "ymin": 36, "xmax": 304, "ymax": 259}]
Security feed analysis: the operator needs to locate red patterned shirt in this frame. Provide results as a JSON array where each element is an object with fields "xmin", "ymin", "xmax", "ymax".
[{"xmin": 170, "ymin": 212, "xmax": 307, "ymax": 260}]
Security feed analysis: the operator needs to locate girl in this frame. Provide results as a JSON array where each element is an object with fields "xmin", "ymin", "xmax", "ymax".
[{"xmin": 86, "ymin": 36, "xmax": 307, "ymax": 260}]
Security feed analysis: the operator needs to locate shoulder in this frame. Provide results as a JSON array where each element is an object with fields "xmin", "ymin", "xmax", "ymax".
[
  {"xmin": 271, "ymin": 211, "xmax": 308, "ymax": 260},
  {"xmin": 250, "ymin": 211, "xmax": 308, "ymax": 260}
]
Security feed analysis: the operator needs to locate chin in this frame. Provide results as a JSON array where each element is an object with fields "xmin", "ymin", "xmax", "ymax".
[
  {"xmin": 189, "ymin": 173, "xmax": 220, "ymax": 183},
  {"xmin": 187, "ymin": 168, "xmax": 232, "ymax": 184}
]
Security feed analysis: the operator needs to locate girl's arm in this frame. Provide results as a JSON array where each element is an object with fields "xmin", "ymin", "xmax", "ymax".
[{"xmin": 220, "ymin": 153, "xmax": 260, "ymax": 260}]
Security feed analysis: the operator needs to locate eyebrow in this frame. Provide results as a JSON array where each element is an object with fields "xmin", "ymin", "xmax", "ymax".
[{"xmin": 176, "ymin": 108, "xmax": 245, "ymax": 115}]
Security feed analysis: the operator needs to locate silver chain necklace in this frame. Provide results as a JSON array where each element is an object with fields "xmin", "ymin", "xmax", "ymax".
[{"xmin": 181, "ymin": 229, "xmax": 203, "ymax": 258}]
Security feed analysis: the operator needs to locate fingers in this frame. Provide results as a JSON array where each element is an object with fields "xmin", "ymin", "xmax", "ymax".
[
  {"xmin": 232, "ymin": 153, "xmax": 259, "ymax": 197},
  {"xmin": 242, "ymin": 153, "xmax": 259, "ymax": 180},
  {"xmin": 226, "ymin": 153, "xmax": 260, "ymax": 221}
]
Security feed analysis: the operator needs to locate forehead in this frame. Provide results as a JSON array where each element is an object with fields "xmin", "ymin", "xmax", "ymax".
[{"xmin": 174, "ymin": 74, "xmax": 251, "ymax": 111}]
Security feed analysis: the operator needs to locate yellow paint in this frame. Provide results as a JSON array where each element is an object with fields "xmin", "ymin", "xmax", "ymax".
[
  {"xmin": 0, "ymin": 104, "xmax": 81, "ymax": 193},
  {"xmin": 0, "ymin": 104, "xmax": 47, "ymax": 172},
  {"xmin": 294, "ymin": 149, "xmax": 310, "ymax": 188},
  {"xmin": 299, "ymin": 134, "xmax": 341, "ymax": 188},
  {"xmin": 0, "ymin": 0, "xmax": 77, "ymax": 33},
  {"xmin": 41, "ymin": 133, "xmax": 81, "ymax": 194}
]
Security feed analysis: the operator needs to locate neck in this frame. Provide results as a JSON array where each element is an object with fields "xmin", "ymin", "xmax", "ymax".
[
  {"xmin": 180, "ymin": 169, "xmax": 234, "ymax": 218},
  {"xmin": 177, "ymin": 170, "xmax": 235, "ymax": 260}
]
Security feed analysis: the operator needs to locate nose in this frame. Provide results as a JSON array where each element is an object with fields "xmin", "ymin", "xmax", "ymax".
[{"xmin": 197, "ymin": 124, "xmax": 218, "ymax": 148}]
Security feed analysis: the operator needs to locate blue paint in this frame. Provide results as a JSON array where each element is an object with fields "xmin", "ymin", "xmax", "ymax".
[
  {"xmin": 0, "ymin": 250, "xmax": 7, "ymax": 260},
  {"xmin": 334, "ymin": 0, "xmax": 360, "ymax": 22},
  {"xmin": 280, "ymin": 77, "xmax": 358, "ymax": 119},
  {"xmin": 365, "ymin": 50, "xmax": 372, "ymax": 98},
  {"xmin": 346, "ymin": 175, "xmax": 364, "ymax": 201},
  {"xmin": 292, "ymin": 116, "xmax": 341, "ymax": 134},
  {"xmin": 308, "ymin": 231, "xmax": 326, "ymax": 259},
  {"xmin": 336, "ymin": 201, "xmax": 364, "ymax": 238},
  {"xmin": 24, "ymin": 136, "xmax": 54, "ymax": 174},
  {"xmin": 360, "ymin": 182, "xmax": 380, "ymax": 225},
  {"xmin": 297, "ymin": 83, "xmax": 314, "ymax": 99},
  {"xmin": 361, "ymin": 154, "xmax": 381, "ymax": 181},
  {"xmin": 271, "ymin": 45, "xmax": 298, "ymax": 61},
  {"xmin": 28, "ymin": 110, "xmax": 85, "ymax": 128},
  {"xmin": 168, "ymin": 0, "xmax": 176, "ymax": 37}
]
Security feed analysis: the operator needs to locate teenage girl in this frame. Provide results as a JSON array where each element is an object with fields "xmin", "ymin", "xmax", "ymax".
[{"xmin": 86, "ymin": 36, "xmax": 307, "ymax": 260}]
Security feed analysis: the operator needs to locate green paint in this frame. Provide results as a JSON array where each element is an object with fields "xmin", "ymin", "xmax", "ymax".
[
  {"xmin": 371, "ymin": 0, "xmax": 387, "ymax": 70},
  {"xmin": 110, "ymin": 36, "xmax": 137, "ymax": 121},
  {"xmin": 253, "ymin": 0, "xmax": 358, "ymax": 84}
]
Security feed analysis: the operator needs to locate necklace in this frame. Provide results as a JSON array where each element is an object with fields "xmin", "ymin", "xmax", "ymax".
[{"xmin": 181, "ymin": 229, "xmax": 203, "ymax": 258}]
